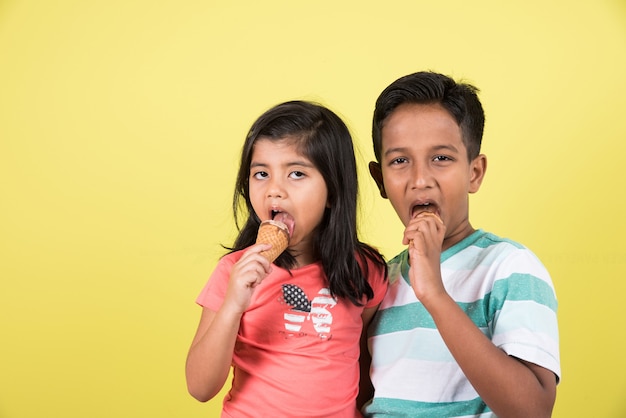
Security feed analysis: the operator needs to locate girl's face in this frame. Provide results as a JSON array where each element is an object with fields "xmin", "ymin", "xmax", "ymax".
[{"xmin": 248, "ymin": 137, "xmax": 329, "ymax": 265}]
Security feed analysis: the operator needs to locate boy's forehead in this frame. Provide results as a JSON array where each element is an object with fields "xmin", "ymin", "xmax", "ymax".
[
  {"xmin": 383, "ymin": 102, "xmax": 454, "ymax": 127},
  {"xmin": 380, "ymin": 103, "xmax": 464, "ymax": 150}
]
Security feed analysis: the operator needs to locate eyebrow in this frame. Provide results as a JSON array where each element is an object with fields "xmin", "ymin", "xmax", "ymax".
[
  {"xmin": 250, "ymin": 160, "xmax": 316, "ymax": 169},
  {"xmin": 383, "ymin": 144, "xmax": 461, "ymax": 157}
]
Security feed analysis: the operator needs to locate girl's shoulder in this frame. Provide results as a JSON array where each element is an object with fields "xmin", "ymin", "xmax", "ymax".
[
  {"xmin": 357, "ymin": 243, "xmax": 387, "ymax": 270},
  {"xmin": 356, "ymin": 247, "xmax": 388, "ymax": 305},
  {"xmin": 219, "ymin": 249, "xmax": 245, "ymax": 264}
]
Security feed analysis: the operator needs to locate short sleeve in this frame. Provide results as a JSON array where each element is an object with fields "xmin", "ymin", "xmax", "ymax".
[
  {"xmin": 490, "ymin": 248, "xmax": 561, "ymax": 382},
  {"xmin": 196, "ymin": 252, "xmax": 239, "ymax": 311}
]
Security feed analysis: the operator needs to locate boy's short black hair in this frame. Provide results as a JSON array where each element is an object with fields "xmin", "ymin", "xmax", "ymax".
[{"xmin": 372, "ymin": 71, "xmax": 485, "ymax": 161}]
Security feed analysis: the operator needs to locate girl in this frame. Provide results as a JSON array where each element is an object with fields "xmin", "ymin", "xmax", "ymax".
[{"xmin": 185, "ymin": 101, "xmax": 387, "ymax": 417}]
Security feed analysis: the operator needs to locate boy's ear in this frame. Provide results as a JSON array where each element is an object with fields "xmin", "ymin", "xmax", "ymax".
[
  {"xmin": 469, "ymin": 154, "xmax": 487, "ymax": 193},
  {"xmin": 369, "ymin": 161, "xmax": 388, "ymax": 199}
]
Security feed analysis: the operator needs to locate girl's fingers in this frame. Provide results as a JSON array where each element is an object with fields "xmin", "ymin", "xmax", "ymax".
[{"xmin": 236, "ymin": 244, "xmax": 273, "ymax": 272}]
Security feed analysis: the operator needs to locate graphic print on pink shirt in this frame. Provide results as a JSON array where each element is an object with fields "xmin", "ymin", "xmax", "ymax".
[{"xmin": 281, "ymin": 284, "xmax": 337, "ymax": 340}]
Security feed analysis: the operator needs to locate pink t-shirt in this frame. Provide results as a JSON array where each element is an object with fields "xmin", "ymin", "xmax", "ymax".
[{"xmin": 196, "ymin": 250, "xmax": 387, "ymax": 418}]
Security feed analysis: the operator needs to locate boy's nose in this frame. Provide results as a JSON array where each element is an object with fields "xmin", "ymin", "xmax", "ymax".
[{"xmin": 411, "ymin": 164, "xmax": 432, "ymax": 189}]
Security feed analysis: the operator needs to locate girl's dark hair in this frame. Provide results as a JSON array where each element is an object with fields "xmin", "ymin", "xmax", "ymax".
[
  {"xmin": 229, "ymin": 100, "xmax": 386, "ymax": 306},
  {"xmin": 372, "ymin": 71, "xmax": 485, "ymax": 162}
]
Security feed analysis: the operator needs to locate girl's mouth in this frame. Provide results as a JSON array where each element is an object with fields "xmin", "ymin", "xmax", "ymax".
[{"xmin": 271, "ymin": 210, "xmax": 295, "ymax": 237}]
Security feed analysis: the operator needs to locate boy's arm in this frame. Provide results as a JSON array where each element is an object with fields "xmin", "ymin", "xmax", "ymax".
[
  {"xmin": 406, "ymin": 216, "xmax": 556, "ymax": 417},
  {"xmin": 419, "ymin": 291, "xmax": 556, "ymax": 418}
]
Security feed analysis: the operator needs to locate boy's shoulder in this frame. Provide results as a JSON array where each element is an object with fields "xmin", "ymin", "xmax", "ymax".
[
  {"xmin": 462, "ymin": 230, "xmax": 526, "ymax": 250},
  {"xmin": 446, "ymin": 229, "xmax": 528, "ymax": 254},
  {"xmin": 441, "ymin": 229, "xmax": 534, "ymax": 265},
  {"xmin": 387, "ymin": 229, "xmax": 531, "ymax": 269}
]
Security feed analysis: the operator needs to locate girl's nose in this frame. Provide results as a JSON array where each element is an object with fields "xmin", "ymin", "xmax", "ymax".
[{"xmin": 266, "ymin": 177, "xmax": 285, "ymax": 198}]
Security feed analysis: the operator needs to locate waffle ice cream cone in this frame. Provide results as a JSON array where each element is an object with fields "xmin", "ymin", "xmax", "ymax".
[{"xmin": 256, "ymin": 220, "xmax": 290, "ymax": 262}]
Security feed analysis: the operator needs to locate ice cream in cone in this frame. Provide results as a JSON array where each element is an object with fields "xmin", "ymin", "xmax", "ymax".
[{"xmin": 256, "ymin": 219, "xmax": 290, "ymax": 262}]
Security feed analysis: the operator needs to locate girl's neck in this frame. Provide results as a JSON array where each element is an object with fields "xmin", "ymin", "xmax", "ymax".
[
  {"xmin": 296, "ymin": 252, "xmax": 321, "ymax": 267},
  {"xmin": 290, "ymin": 237, "xmax": 319, "ymax": 268}
]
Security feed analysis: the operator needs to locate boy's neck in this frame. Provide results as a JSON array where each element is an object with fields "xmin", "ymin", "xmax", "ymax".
[{"xmin": 442, "ymin": 224, "xmax": 476, "ymax": 251}]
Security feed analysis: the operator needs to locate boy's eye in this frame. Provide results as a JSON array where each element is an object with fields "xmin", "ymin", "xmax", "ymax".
[
  {"xmin": 390, "ymin": 157, "xmax": 408, "ymax": 165},
  {"xmin": 433, "ymin": 155, "xmax": 452, "ymax": 162},
  {"xmin": 289, "ymin": 171, "xmax": 305, "ymax": 179}
]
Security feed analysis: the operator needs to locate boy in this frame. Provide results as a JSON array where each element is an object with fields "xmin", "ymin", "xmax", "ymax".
[{"xmin": 361, "ymin": 71, "xmax": 560, "ymax": 417}]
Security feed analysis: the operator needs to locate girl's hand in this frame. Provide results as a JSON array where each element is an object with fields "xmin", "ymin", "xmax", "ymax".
[
  {"xmin": 222, "ymin": 243, "xmax": 273, "ymax": 314},
  {"xmin": 403, "ymin": 213, "xmax": 446, "ymax": 303}
]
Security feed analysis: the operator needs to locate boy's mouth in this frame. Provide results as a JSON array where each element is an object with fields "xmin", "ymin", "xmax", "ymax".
[{"xmin": 411, "ymin": 203, "xmax": 438, "ymax": 219}]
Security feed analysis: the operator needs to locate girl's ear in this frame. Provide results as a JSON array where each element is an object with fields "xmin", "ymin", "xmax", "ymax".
[
  {"xmin": 469, "ymin": 154, "xmax": 487, "ymax": 194},
  {"xmin": 369, "ymin": 161, "xmax": 388, "ymax": 199}
]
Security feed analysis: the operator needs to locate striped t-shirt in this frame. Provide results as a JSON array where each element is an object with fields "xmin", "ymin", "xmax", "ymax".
[{"xmin": 363, "ymin": 230, "xmax": 560, "ymax": 418}]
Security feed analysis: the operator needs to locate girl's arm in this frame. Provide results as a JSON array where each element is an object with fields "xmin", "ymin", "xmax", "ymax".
[
  {"xmin": 185, "ymin": 306, "xmax": 242, "ymax": 402},
  {"xmin": 185, "ymin": 243, "xmax": 272, "ymax": 402},
  {"xmin": 357, "ymin": 305, "xmax": 380, "ymax": 410}
]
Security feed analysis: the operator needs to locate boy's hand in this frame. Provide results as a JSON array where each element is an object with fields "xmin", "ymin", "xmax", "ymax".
[
  {"xmin": 222, "ymin": 243, "xmax": 273, "ymax": 314},
  {"xmin": 403, "ymin": 212, "xmax": 446, "ymax": 302}
]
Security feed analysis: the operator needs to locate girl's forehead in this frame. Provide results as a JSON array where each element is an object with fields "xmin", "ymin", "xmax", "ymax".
[
  {"xmin": 252, "ymin": 136, "xmax": 306, "ymax": 155},
  {"xmin": 251, "ymin": 137, "xmax": 313, "ymax": 164}
]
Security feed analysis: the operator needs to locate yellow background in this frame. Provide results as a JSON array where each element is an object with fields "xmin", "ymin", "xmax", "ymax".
[{"xmin": 1, "ymin": 0, "xmax": 625, "ymax": 417}]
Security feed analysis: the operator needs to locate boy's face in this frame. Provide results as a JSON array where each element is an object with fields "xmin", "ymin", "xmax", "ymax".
[{"xmin": 370, "ymin": 103, "xmax": 486, "ymax": 250}]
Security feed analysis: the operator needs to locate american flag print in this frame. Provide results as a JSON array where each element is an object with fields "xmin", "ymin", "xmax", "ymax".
[{"xmin": 281, "ymin": 284, "xmax": 337, "ymax": 340}]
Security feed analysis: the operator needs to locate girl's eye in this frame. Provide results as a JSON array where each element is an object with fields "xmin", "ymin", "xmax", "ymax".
[
  {"xmin": 289, "ymin": 171, "xmax": 305, "ymax": 179},
  {"xmin": 252, "ymin": 171, "xmax": 268, "ymax": 179}
]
